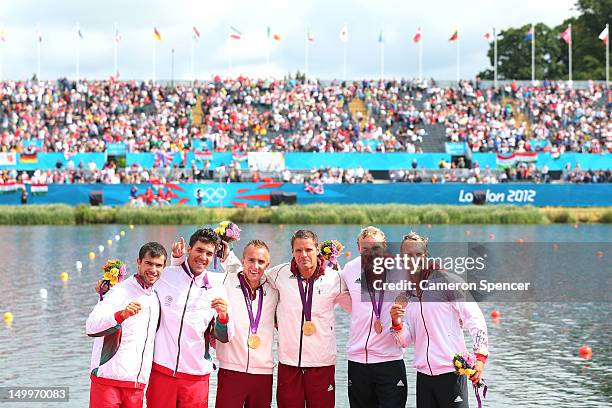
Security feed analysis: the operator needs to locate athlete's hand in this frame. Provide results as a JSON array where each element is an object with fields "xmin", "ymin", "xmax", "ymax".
[
  {"xmin": 212, "ymin": 297, "xmax": 228, "ymax": 321},
  {"xmin": 470, "ymin": 361, "xmax": 485, "ymax": 385},
  {"xmin": 172, "ymin": 237, "xmax": 186, "ymax": 259},
  {"xmin": 390, "ymin": 303, "xmax": 406, "ymax": 327},
  {"xmin": 121, "ymin": 302, "xmax": 142, "ymax": 319},
  {"xmin": 219, "ymin": 241, "xmax": 230, "ymax": 262}
]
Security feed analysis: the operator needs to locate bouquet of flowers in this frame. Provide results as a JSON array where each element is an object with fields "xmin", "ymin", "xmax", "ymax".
[
  {"xmin": 453, "ymin": 352, "xmax": 488, "ymax": 407},
  {"xmin": 98, "ymin": 259, "xmax": 126, "ymax": 301},
  {"xmin": 213, "ymin": 221, "xmax": 241, "ymax": 268},
  {"xmin": 319, "ymin": 240, "xmax": 344, "ymax": 270}
]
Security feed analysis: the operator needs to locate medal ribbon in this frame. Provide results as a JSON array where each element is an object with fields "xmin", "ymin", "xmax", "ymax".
[
  {"xmin": 296, "ymin": 273, "xmax": 315, "ymax": 322},
  {"xmin": 238, "ymin": 273, "xmax": 264, "ymax": 334}
]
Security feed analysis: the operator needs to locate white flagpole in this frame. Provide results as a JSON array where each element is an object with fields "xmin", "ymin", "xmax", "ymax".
[
  {"xmin": 266, "ymin": 28, "xmax": 270, "ymax": 75},
  {"xmin": 493, "ymin": 27, "xmax": 498, "ymax": 88},
  {"xmin": 418, "ymin": 28, "xmax": 423, "ymax": 81},
  {"xmin": 343, "ymin": 22, "xmax": 347, "ymax": 81},
  {"xmin": 606, "ymin": 24, "xmax": 610, "ymax": 89},
  {"xmin": 191, "ymin": 37, "xmax": 195, "ymax": 81},
  {"xmin": 76, "ymin": 22, "xmax": 80, "ymax": 83},
  {"xmin": 37, "ymin": 22, "xmax": 41, "ymax": 80},
  {"xmin": 152, "ymin": 25, "xmax": 156, "ymax": 83},
  {"xmin": 0, "ymin": 38, "xmax": 3, "ymax": 82},
  {"xmin": 305, "ymin": 27, "xmax": 309, "ymax": 79},
  {"xmin": 532, "ymin": 25, "xmax": 535, "ymax": 82},
  {"xmin": 568, "ymin": 23, "xmax": 572, "ymax": 83},
  {"xmin": 380, "ymin": 27, "xmax": 384, "ymax": 81},
  {"xmin": 228, "ymin": 27, "xmax": 233, "ymax": 78},
  {"xmin": 113, "ymin": 23, "xmax": 118, "ymax": 78},
  {"xmin": 456, "ymin": 30, "xmax": 460, "ymax": 85}
]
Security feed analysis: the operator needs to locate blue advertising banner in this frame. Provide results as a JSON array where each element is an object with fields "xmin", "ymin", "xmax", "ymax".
[
  {"xmin": 107, "ymin": 143, "xmax": 128, "ymax": 156},
  {"xmin": 445, "ymin": 142, "xmax": 468, "ymax": 155},
  {"xmin": 0, "ymin": 183, "xmax": 609, "ymax": 207}
]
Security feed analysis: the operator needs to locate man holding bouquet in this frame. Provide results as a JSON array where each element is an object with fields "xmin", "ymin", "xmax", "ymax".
[
  {"xmin": 86, "ymin": 242, "xmax": 167, "ymax": 408},
  {"xmin": 390, "ymin": 232, "xmax": 489, "ymax": 408}
]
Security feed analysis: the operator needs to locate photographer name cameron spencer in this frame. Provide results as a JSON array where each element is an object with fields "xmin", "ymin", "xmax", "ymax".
[{"xmin": 372, "ymin": 279, "xmax": 532, "ymax": 293}]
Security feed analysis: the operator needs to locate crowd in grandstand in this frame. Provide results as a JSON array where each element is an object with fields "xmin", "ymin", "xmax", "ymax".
[{"xmin": 1, "ymin": 77, "xmax": 609, "ymax": 155}]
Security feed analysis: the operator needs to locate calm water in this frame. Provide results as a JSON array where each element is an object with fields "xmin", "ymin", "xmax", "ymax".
[{"xmin": 0, "ymin": 224, "xmax": 610, "ymax": 407}]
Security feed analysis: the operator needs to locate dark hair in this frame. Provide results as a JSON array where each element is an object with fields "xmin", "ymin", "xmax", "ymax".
[
  {"xmin": 189, "ymin": 228, "xmax": 220, "ymax": 248},
  {"xmin": 291, "ymin": 230, "xmax": 318, "ymax": 249},
  {"xmin": 138, "ymin": 242, "xmax": 168, "ymax": 265},
  {"xmin": 242, "ymin": 240, "xmax": 270, "ymax": 258}
]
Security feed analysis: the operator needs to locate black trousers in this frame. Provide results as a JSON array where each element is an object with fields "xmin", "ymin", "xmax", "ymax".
[
  {"xmin": 416, "ymin": 371, "xmax": 468, "ymax": 408},
  {"xmin": 348, "ymin": 359, "xmax": 407, "ymax": 408}
]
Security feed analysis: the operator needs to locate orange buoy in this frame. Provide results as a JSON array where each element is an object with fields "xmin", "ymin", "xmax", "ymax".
[
  {"xmin": 465, "ymin": 229, "xmax": 471, "ymax": 237},
  {"xmin": 517, "ymin": 238, "xmax": 524, "ymax": 245},
  {"xmin": 596, "ymin": 251, "xmax": 604, "ymax": 258},
  {"xmin": 490, "ymin": 310, "xmax": 501, "ymax": 319},
  {"xmin": 489, "ymin": 233, "xmax": 495, "ymax": 240},
  {"xmin": 426, "ymin": 224, "xmax": 432, "ymax": 229},
  {"xmin": 578, "ymin": 345, "xmax": 592, "ymax": 359},
  {"xmin": 553, "ymin": 244, "xmax": 559, "ymax": 251},
  {"xmin": 573, "ymin": 223, "xmax": 579, "ymax": 229},
  {"xmin": 345, "ymin": 251, "xmax": 352, "ymax": 258}
]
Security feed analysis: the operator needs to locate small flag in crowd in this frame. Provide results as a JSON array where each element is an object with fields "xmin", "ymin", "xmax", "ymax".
[
  {"xmin": 195, "ymin": 151, "xmax": 213, "ymax": 161},
  {"xmin": 267, "ymin": 27, "xmax": 281, "ymax": 41},
  {"xmin": 229, "ymin": 26, "xmax": 242, "ymax": 40},
  {"xmin": 193, "ymin": 26, "xmax": 201, "ymax": 41},
  {"xmin": 525, "ymin": 25, "xmax": 534, "ymax": 41},
  {"xmin": 560, "ymin": 25, "xmax": 571, "ymax": 44},
  {"xmin": 20, "ymin": 153, "xmax": 38, "ymax": 164},
  {"xmin": 448, "ymin": 29, "xmax": 459, "ymax": 42},
  {"xmin": 307, "ymin": 28, "xmax": 315, "ymax": 42},
  {"xmin": 232, "ymin": 151, "xmax": 248, "ymax": 162},
  {"xmin": 153, "ymin": 27, "xmax": 162, "ymax": 41},
  {"xmin": 413, "ymin": 27, "xmax": 422, "ymax": 44},
  {"xmin": 339, "ymin": 25, "xmax": 349, "ymax": 43},
  {"xmin": 155, "ymin": 151, "xmax": 174, "ymax": 166},
  {"xmin": 599, "ymin": 26, "xmax": 609, "ymax": 45},
  {"xmin": 30, "ymin": 183, "xmax": 48, "ymax": 195}
]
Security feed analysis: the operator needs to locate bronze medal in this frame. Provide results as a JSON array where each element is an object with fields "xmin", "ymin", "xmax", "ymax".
[
  {"xmin": 302, "ymin": 321, "xmax": 316, "ymax": 336},
  {"xmin": 247, "ymin": 333, "xmax": 261, "ymax": 349},
  {"xmin": 374, "ymin": 319, "xmax": 383, "ymax": 334},
  {"xmin": 394, "ymin": 294, "xmax": 409, "ymax": 307}
]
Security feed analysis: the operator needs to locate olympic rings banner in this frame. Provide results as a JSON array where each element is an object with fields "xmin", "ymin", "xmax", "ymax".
[{"xmin": 0, "ymin": 183, "xmax": 610, "ymax": 207}]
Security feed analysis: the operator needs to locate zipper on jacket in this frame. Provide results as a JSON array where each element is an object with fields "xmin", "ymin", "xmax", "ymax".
[
  {"xmin": 364, "ymin": 310, "xmax": 374, "ymax": 364},
  {"xmin": 174, "ymin": 280, "xmax": 195, "ymax": 376},
  {"xmin": 135, "ymin": 304, "xmax": 152, "ymax": 388}
]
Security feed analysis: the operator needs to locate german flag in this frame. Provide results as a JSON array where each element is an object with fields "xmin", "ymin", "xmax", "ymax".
[
  {"xmin": 20, "ymin": 153, "xmax": 38, "ymax": 164},
  {"xmin": 153, "ymin": 27, "xmax": 162, "ymax": 41}
]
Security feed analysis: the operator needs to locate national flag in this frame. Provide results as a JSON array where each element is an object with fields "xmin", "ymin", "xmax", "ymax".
[
  {"xmin": 267, "ymin": 27, "xmax": 281, "ymax": 41},
  {"xmin": 153, "ymin": 27, "xmax": 162, "ymax": 41},
  {"xmin": 339, "ymin": 25, "xmax": 349, "ymax": 43},
  {"xmin": 20, "ymin": 153, "xmax": 38, "ymax": 164},
  {"xmin": 194, "ymin": 151, "xmax": 213, "ymax": 161},
  {"xmin": 114, "ymin": 27, "xmax": 122, "ymax": 43},
  {"xmin": 78, "ymin": 28, "xmax": 84, "ymax": 40},
  {"xmin": 484, "ymin": 30, "xmax": 493, "ymax": 42},
  {"xmin": 193, "ymin": 26, "xmax": 201, "ymax": 41},
  {"xmin": 307, "ymin": 28, "xmax": 315, "ymax": 42},
  {"xmin": 378, "ymin": 29, "xmax": 384, "ymax": 44},
  {"xmin": 496, "ymin": 152, "xmax": 537, "ymax": 168},
  {"xmin": 30, "ymin": 183, "xmax": 48, "ymax": 195},
  {"xmin": 155, "ymin": 151, "xmax": 174, "ymax": 165},
  {"xmin": 232, "ymin": 151, "xmax": 248, "ymax": 162},
  {"xmin": 560, "ymin": 26, "xmax": 571, "ymax": 44},
  {"xmin": 413, "ymin": 27, "xmax": 422, "ymax": 44},
  {"xmin": 0, "ymin": 182, "xmax": 23, "ymax": 194},
  {"xmin": 448, "ymin": 29, "xmax": 458, "ymax": 42},
  {"xmin": 525, "ymin": 25, "xmax": 534, "ymax": 42},
  {"xmin": 599, "ymin": 26, "xmax": 609, "ymax": 45},
  {"xmin": 229, "ymin": 26, "xmax": 242, "ymax": 40}
]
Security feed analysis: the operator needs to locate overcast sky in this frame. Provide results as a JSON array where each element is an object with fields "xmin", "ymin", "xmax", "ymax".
[{"xmin": 0, "ymin": 0, "xmax": 578, "ymax": 81}]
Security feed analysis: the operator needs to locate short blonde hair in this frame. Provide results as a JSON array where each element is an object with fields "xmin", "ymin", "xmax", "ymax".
[
  {"xmin": 402, "ymin": 231, "xmax": 428, "ymax": 244},
  {"xmin": 358, "ymin": 226, "xmax": 385, "ymax": 241}
]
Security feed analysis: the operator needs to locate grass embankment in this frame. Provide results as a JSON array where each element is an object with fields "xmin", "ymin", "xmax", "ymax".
[{"xmin": 0, "ymin": 204, "xmax": 610, "ymax": 225}]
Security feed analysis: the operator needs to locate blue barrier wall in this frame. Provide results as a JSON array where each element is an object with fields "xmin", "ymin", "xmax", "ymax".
[
  {"xmin": 2, "ymin": 152, "xmax": 609, "ymax": 170},
  {"xmin": 1, "ymin": 183, "xmax": 610, "ymax": 207}
]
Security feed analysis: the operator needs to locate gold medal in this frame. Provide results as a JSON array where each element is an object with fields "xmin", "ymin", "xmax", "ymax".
[
  {"xmin": 374, "ymin": 319, "xmax": 383, "ymax": 334},
  {"xmin": 247, "ymin": 333, "xmax": 261, "ymax": 349},
  {"xmin": 302, "ymin": 321, "xmax": 316, "ymax": 336},
  {"xmin": 394, "ymin": 294, "xmax": 409, "ymax": 307}
]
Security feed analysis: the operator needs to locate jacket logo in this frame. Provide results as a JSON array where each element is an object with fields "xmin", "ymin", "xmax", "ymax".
[
  {"xmin": 354, "ymin": 278, "xmax": 361, "ymax": 284},
  {"xmin": 289, "ymin": 275, "xmax": 297, "ymax": 280},
  {"xmin": 164, "ymin": 296, "xmax": 173, "ymax": 306}
]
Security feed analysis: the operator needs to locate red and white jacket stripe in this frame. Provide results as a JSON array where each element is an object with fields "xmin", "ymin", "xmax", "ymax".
[
  {"xmin": 154, "ymin": 261, "xmax": 234, "ymax": 378},
  {"xmin": 341, "ymin": 256, "xmax": 405, "ymax": 364},
  {"xmin": 86, "ymin": 275, "xmax": 159, "ymax": 389}
]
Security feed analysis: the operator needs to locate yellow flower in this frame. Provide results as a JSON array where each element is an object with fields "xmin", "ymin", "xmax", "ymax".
[
  {"xmin": 103, "ymin": 271, "xmax": 112, "ymax": 280},
  {"xmin": 454, "ymin": 360, "xmax": 462, "ymax": 368},
  {"xmin": 109, "ymin": 276, "xmax": 119, "ymax": 285},
  {"xmin": 324, "ymin": 247, "xmax": 332, "ymax": 254},
  {"xmin": 220, "ymin": 221, "xmax": 230, "ymax": 228},
  {"xmin": 110, "ymin": 268, "xmax": 119, "ymax": 277}
]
